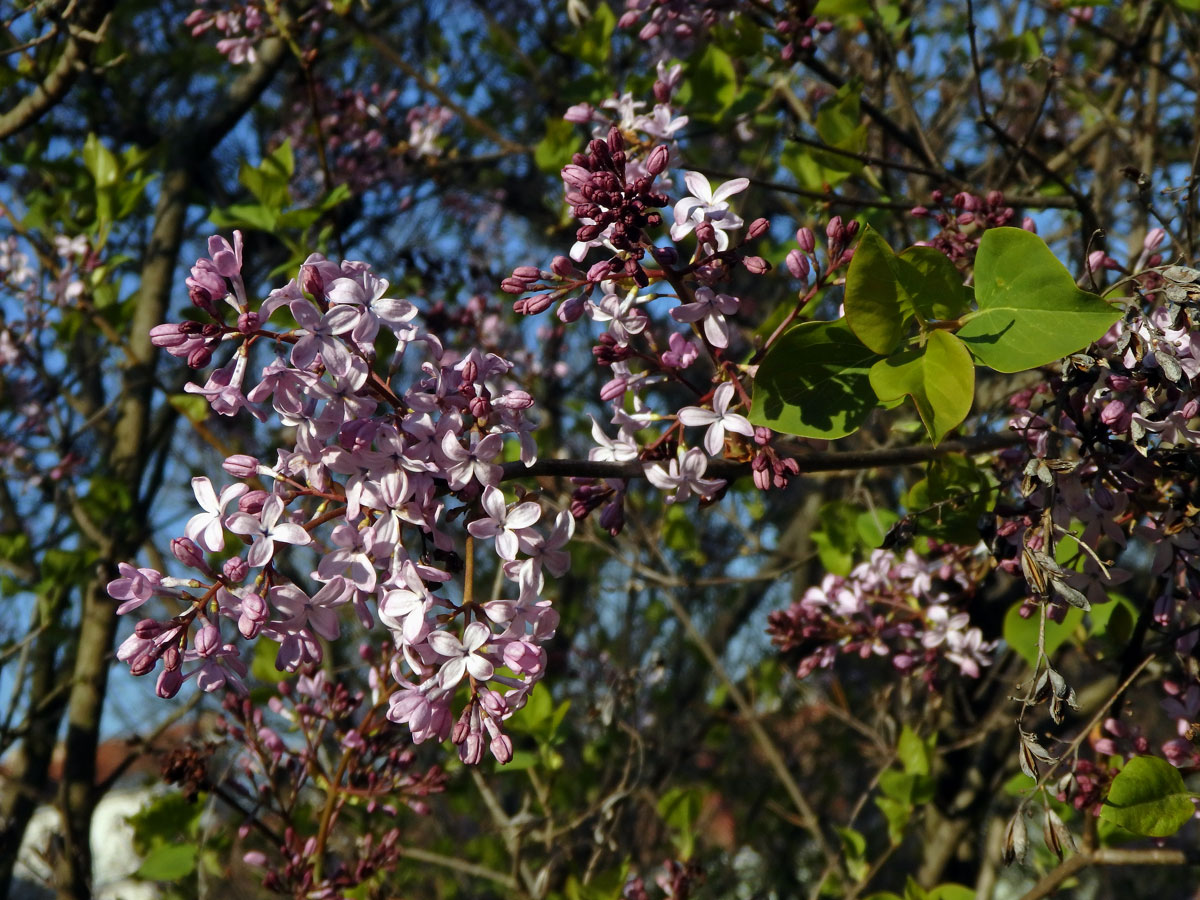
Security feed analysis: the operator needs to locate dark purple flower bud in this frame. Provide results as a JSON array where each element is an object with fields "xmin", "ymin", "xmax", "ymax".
[
  {"xmin": 135, "ymin": 619, "xmax": 165, "ymax": 639},
  {"xmin": 129, "ymin": 650, "xmax": 158, "ymax": 677},
  {"xmin": 647, "ymin": 144, "xmax": 670, "ymax": 176},
  {"xmin": 748, "ymin": 217, "xmax": 770, "ymax": 240},
  {"xmin": 607, "ymin": 126, "xmax": 624, "ymax": 155},
  {"xmin": 910, "ymin": 206, "xmax": 929, "ymax": 217},
  {"xmin": 172, "ymin": 537, "xmax": 207, "ymax": 570},
  {"xmin": 599, "ymin": 498, "xmax": 625, "ymax": 536},
  {"xmin": 188, "ymin": 283, "xmax": 218, "ymax": 316},
  {"xmin": 825, "ymin": 216, "xmax": 844, "ymax": 244},
  {"xmin": 754, "ymin": 426, "xmax": 772, "ymax": 445},
  {"xmin": 986, "ymin": 190, "xmax": 1005, "ymax": 207},
  {"xmin": 237, "ymin": 311, "xmax": 259, "ymax": 333},
  {"xmin": 743, "ymin": 256, "xmax": 771, "ymax": 274},
  {"xmin": 931, "ymin": 189, "xmax": 944, "ymax": 203},
  {"xmin": 957, "ymin": 212, "xmax": 975, "ymax": 226},
  {"xmin": 695, "ymin": 221, "xmax": 717, "ymax": 246},
  {"xmin": 577, "ymin": 222, "xmax": 604, "ymax": 243},
  {"xmin": 156, "ymin": 668, "xmax": 182, "ymax": 699},
  {"xmin": 186, "ymin": 346, "xmax": 213, "ymax": 369},
  {"xmin": 550, "ymin": 256, "xmax": 576, "ymax": 277},
  {"xmin": 844, "ymin": 220, "xmax": 859, "ymax": 239},
  {"xmin": 817, "ymin": 20, "xmax": 834, "ymax": 33},
  {"xmin": 500, "ymin": 277, "xmax": 529, "ymax": 294},
  {"xmin": 645, "ymin": 247, "xmax": 675, "ymax": 270},
  {"xmin": 162, "ymin": 645, "xmax": 181, "ymax": 671},
  {"xmin": 796, "ymin": 227, "xmax": 816, "ymax": 253}
]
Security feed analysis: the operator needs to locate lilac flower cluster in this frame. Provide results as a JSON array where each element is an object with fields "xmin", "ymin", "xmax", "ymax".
[
  {"xmin": 184, "ymin": 0, "xmax": 329, "ymax": 65},
  {"xmin": 767, "ymin": 547, "xmax": 996, "ymax": 682},
  {"xmin": 113, "ymin": 231, "xmax": 570, "ymax": 766}
]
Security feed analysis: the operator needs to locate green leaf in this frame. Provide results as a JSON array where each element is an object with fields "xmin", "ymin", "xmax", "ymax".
[
  {"xmin": 135, "ymin": 843, "xmax": 197, "ymax": 881},
  {"xmin": 558, "ymin": 1, "xmax": 615, "ymax": 68},
  {"xmin": 844, "ymin": 227, "xmax": 911, "ymax": 354},
  {"xmin": 657, "ymin": 787, "xmax": 703, "ymax": 859},
  {"xmin": 955, "ymin": 228, "xmax": 1120, "ymax": 373},
  {"xmin": 750, "ymin": 320, "xmax": 883, "ymax": 439},
  {"xmin": 897, "ymin": 725, "xmax": 934, "ymax": 777},
  {"xmin": 168, "ymin": 393, "xmax": 210, "ymax": 425},
  {"xmin": 83, "ymin": 133, "xmax": 119, "ymax": 188},
  {"xmin": 928, "ymin": 886, "xmax": 975, "ymax": 900},
  {"xmin": 901, "ymin": 454, "xmax": 995, "ymax": 543},
  {"xmin": 899, "ymin": 246, "xmax": 972, "ymax": 321},
  {"xmin": 686, "ymin": 44, "xmax": 737, "ymax": 117},
  {"xmin": 857, "ymin": 507, "xmax": 899, "ymax": 549},
  {"xmin": 812, "ymin": 501, "xmax": 862, "ymax": 575},
  {"xmin": 870, "ymin": 330, "xmax": 975, "ymax": 444},
  {"xmin": 1100, "ymin": 756, "xmax": 1196, "ymax": 837},
  {"xmin": 1002, "ymin": 601, "xmax": 1084, "ymax": 666},
  {"xmin": 535, "ymin": 117, "xmax": 580, "ymax": 175}
]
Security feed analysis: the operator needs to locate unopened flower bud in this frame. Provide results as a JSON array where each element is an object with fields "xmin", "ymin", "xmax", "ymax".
[
  {"xmin": 550, "ymin": 256, "xmax": 576, "ymax": 277},
  {"xmin": 556, "ymin": 294, "xmax": 586, "ymax": 323},
  {"xmin": 743, "ymin": 255, "xmax": 771, "ymax": 274},
  {"xmin": 238, "ymin": 490, "xmax": 268, "ymax": 516},
  {"xmin": 748, "ymin": 217, "xmax": 770, "ymax": 240},
  {"xmin": 301, "ymin": 264, "xmax": 325, "ymax": 301},
  {"xmin": 796, "ymin": 226, "xmax": 816, "ymax": 253},
  {"xmin": 172, "ymin": 537, "xmax": 206, "ymax": 570},
  {"xmin": 156, "ymin": 668, "xmax": 183, "ymax": 699},
  {"xmin": 1022, "ymin": 216, "xmax": 1037, "ymax": 233},
  {"xmin": 236, "ymin": 311, "xmax": 259, "ymax": 334},
  {"xmin": 599, "ymin": 376, "xmax": 627, "ymax": 402},
  {"xmin": 129, "ymin": 650, "xmax": 158, "ymax": 677},
  {"xmin": 607, "ymin": 126, "xmax": 624, "ymax": 155},
  {"xmin": 194, "ymin": 622, "xmax": 221, "ymax": 657},
  {"xmin": 646, "ymin": 144, "xmax": 670, "ymax": 175},
  {"xmin": 695, "ymin": 221, "xmax": 716, "ymax": 246},
  {"xmin": 223, "ymin": 454, "xmax": 259, "ymax": 479},
  {"xmin": 825, "ymin": 215, "xmax": 844, "ymax": 244},
  {"xmin": 223, "ymin": 555, "xmax": 249, "ymax": 583},
  {"xmin": 162, "ymin": 645, "xmax": 181, "ymax": 671},
  {"xmin": 515, "ymin": 293, "xmax": 554, "ymax": 315},
  {"xmin": 500, "ymin": 277, "xmax": 529, "ymax": 294},
  {"xmin": 786, "ymin": 249, "xmax": 810, "ymax": 280},
  {"xmin": 1143, "ymin": 227, "xmax": 1166, "ymax": 252},
  {"xmin": 586, "ymin": 261, "xmax": 612, "ymax": 283},
  {"xmin": 652, "ymin": 245, "xmax": 678, "ymax": 266},
  {"xmin": 186, "ymin": 346, "xmax": 212, "ymax": 369},
  {"xmin": 599, "ymin": 497, "xmax": 625, "ymax": 535},
  {"xmin": 490, "ymin": 734, "xmax": 514, "ymax": 765},
  {"xmin": 135, "ymin": 619, "xmax": 165, "ymax": 639}
]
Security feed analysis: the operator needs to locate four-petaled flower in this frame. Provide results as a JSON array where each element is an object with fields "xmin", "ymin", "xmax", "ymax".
[
  {"xmin": 644, "ymin": 447, "xmax": 725, "ymax": 504},
  {"xmin": 226, "ymin": 495, "xmax": 311, "ymax": 567},
  {"xmin": 670, "ymin": 287, "xmax": 740, "ymax": 348},
  {"xmin": 467, "ymin": 485, "xmax": 541, "ymax": 560},
  {"xmin": 427, "ymin": 621, "xmax": 495, "ymax": 687},
  {"xmin": 185, "ymin": 476, "xmax": 248, "ymax": 552},
  {"xmin": 677, "ymin": 382, "xmax": 754, "ymax": 456},
  {"xmin": 669, "ymin": 171, "xmax": 749, "ymax": 251}
]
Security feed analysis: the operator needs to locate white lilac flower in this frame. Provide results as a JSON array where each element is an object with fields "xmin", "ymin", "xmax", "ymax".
[{"xmin": 669, "ymin": 171, "xmax": 749, "ymax": 251}]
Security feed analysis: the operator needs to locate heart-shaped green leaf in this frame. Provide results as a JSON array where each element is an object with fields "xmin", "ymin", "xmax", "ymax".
[
  {"xmin": 751, "ymin": 320, "xmax": 883, "ymax": 439},
  {"xmin": 955, "ymin": 228, "xmax": 1120, "ymax": 373},
  {"xmin": 869, "ymin": 330, "xmax": 974, "ymax": 444}
]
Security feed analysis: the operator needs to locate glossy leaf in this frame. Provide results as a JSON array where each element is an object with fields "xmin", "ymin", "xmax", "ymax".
[
  {"xmin": 956, "ymin": 228, "xmax": 1120, "ymax": 373},
  {"xmin": 870, "ymin": 330, "xmax": 975, "ymax": 444},
  {"xmin": 844, "ymin": 227, "xmax": 911, "ymax": 354},
  {"xmin": 750, "ymin": 320, "xmax": 883, "ymax": 439},
  {"xmin": 900, "ymin": 246, "xmax": 972, "ymax": 321},
  {"xmin": 1100, "ymin": 755, "xmax": 1197, "ymax": 837}
]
